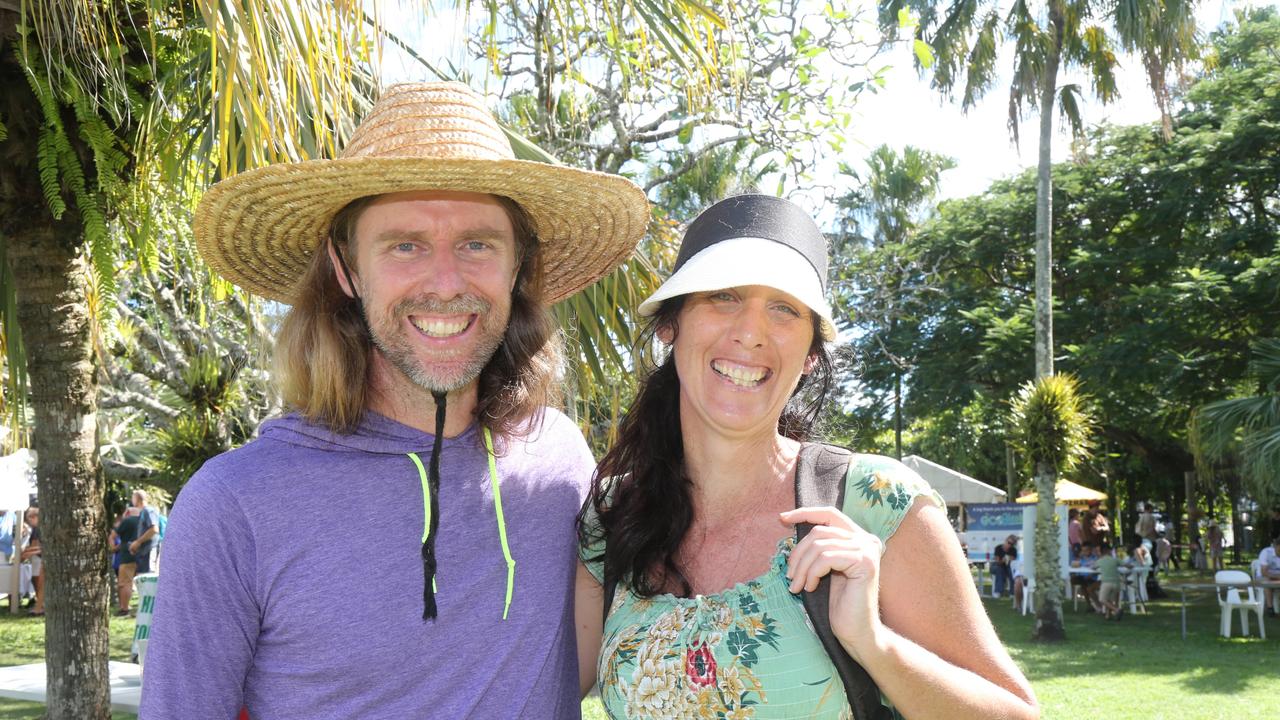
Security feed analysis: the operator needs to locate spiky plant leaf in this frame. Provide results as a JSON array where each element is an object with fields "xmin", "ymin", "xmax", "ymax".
[{"xmin": 1009, "ymin": 373, "xmax": 1095, "ymax": 475}]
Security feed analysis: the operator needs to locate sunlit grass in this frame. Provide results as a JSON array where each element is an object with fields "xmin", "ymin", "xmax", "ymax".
[{"xmin": 3, "ymin": 565, "xmax": 1274, "ymax": 719}]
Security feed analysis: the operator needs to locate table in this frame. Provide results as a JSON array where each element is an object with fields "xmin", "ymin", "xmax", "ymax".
[
  {"xmin": 0, "ymin": 661, "xmax": 141, "ymax": 712},
  {"xmin": 1168, "ymin": 579, "xmax": 1280, "ymax": 639}
]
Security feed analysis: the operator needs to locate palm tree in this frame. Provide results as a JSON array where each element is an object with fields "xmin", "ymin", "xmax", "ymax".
[
  {"xmin": 0, "ymin": 2, "xmax": 725, "ymax": 716},
  {"xmin": 834, "ymin": 145, "xmax": 955, "ymax": 457},
  {"xmin": 880, "ymin": 0, "xmax": 1200, "ymax": 379},
  {"xmin": 1191, "ymin": 338, "xmax": 1280, "ymax": 505},
  {"xmin": 879, "ymin": 0, "xmax": 1200, "ymax": 640}
]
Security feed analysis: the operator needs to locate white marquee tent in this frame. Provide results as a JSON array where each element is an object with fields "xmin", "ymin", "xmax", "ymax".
[
  {"xmin": 901, "ymin": 455, "xmax": 1006, "ymax": 506},
  {"xmin": 0, "ymin": 448, "xmax": 37, "ymax": 513}
]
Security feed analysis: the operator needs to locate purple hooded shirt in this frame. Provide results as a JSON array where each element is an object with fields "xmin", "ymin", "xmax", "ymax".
[{"xmin": 140, "ymin": 409, "xmax": 594, "ymax": 719}]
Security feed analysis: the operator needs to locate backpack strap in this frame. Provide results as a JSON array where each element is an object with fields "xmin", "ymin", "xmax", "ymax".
[{"xmin": 795, "ymin": 443, "xmax": 893, "ymax": 720}]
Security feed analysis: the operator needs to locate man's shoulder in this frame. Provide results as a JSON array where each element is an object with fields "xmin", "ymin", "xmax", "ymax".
[{"xmin": 505, "ymin": 406, "xmax": 590, "ymax": 453}]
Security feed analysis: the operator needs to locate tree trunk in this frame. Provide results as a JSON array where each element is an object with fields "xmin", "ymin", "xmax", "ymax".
[
  {"xmin": 1033, "ymin": 2, "xmax": 1065, "ymax": 380},
  {"xmin": 1032, "ymin": 461, "xmax": 1065, "ymax": 641},
  {"xmin": 893, "ymin": 371, "xmax": 902, "ymax": 460},
  {"xmin": 1227, "ymin": 471, "xmax": 1241, "ymax": 564},
  {"xmin": 1005, "ymin": 442, "xmax": 1017, "ymax": 500},
  {"xmin": 8, "ymin": 228, "xmax": 111, "ymax": 719},
  {"xmin": 0, "ymin": 30, "xmax": 111, "ymax": 712}
]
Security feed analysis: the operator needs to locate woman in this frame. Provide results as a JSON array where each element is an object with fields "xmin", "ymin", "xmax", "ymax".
[{"xmin": 576, "ymin": 194, "xmax": 1037, "ymax": 719}]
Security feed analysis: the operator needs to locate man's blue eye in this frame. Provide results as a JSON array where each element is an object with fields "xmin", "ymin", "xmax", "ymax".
[{"xmin": 395, "ymin": 242, "xmax": 415, "ymax": 252}]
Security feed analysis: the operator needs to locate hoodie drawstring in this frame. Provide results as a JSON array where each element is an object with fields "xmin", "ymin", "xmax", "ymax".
[{"xmin": 406, "ymin": 421, "xmax": 514, "ymax": 621}]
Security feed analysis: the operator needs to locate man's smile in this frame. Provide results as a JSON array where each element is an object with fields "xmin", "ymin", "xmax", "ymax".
[{"xmin": 409, "ymin": 315, "xmax": 476, "ymax": 338}]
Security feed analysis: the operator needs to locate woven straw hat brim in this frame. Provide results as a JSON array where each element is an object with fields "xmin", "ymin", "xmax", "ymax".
[{"xmin": 194, "ymin": 156, "xmax": 649, "ymax": 305}]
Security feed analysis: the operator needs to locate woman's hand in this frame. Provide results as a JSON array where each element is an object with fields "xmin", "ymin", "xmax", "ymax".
[{"xmin": 780, "ymin": 506, "xmax": 884, "ymax": 662}]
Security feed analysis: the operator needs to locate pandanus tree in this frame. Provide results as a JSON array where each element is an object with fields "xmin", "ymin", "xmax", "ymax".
[{"xmin": 1009, "ymin": 373, "xmax": 1094, "ymax": 640}]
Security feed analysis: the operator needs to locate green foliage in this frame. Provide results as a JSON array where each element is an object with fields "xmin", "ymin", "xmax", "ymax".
[
  {"xmin": 1009, "ymin": 374, "xmax": 1094, "ymax": 476},
  {"xmin": 863, "ymin": 11, "xmax": 1280, "ymax": 504},
  {"xmin": 1191, "ymin": 338, "xmax": 1280, "ymax": 502},
  {"xmin": 153, "ymin": 410, "xmax": 229, "ymax": 493},
  {"xmin": 21, "ymin": 63, "xmax": 123, "ymax": 298}
]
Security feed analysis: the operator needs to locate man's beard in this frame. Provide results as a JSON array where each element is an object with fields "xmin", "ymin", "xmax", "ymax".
[{"xmin": 365, "ymin": 294, "xmax": 507, "ymax": 394}]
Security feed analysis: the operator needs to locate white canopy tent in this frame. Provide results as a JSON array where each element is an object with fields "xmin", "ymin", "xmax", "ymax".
[
  {"xmin": 901, "ymin": 455, "xmax": 1006, "ymax": 506},
  {"xmin": 0, "ymin": 448, "xmax": 37, "ymax": 513}
]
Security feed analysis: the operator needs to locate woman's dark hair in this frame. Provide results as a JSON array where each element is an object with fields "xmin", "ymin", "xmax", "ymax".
[{"xmin": 577, "ymin": 294, "xmax": 834, "ymax": 598}]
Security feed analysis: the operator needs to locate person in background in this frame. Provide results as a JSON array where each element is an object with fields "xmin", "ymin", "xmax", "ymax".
[
  {"xmin": 1011, "ymin": 556, "xmax": 1028, "ymax": 610},
  {"xmin": 1205, "ymin": 520, "xmax": 1224, "ymax": 571},
  {"xmin": 1135, "ymin": 502, "xmax": 1157, "ymax": 555},
  {"xmin": 1257, "ymin": 533, "xmax": 1280, "ymax": 617},
  {"xmin": 1189, "ymin": 536, "xmax": 1206, "ymax": 571},
  {"xmin": 992, "ymin": 534, "xmax": 1018, "ymax": 599},
  {"xmin": 111, "ymin": 506, "xmax": 142, "ymax": 616},
  {"xmin": 1070, "ymin": 542, "xmax": 1103, "ymax": 614},
  {"xmin": 1095, "ymin": 540, "xmax": 1122, "ymax": 620},
  {"xmin": 129, "ymin": 490, "xmax": 161, "ymax": 576},
  {"xmin": 19, "ymin": 507, "xmax": 43, "ymax": 616},
  {"xmin": 1068, "ymin": 508, "xmax": 1083, "ymax": 557},
  {"xmin": 1155, "ymin": 532, "xmax": 1174, "ymax": 571},
  {"xmin": 1080, "ymin": 501, "xmax": 1102, "ymax": 547},
  {"xmin": 0, "ymin": 509, "xmax": 14, "ymax": 562}
]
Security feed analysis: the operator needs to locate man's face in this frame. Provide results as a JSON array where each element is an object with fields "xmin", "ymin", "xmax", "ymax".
[
  {"xmin": 132, "ymin": 493, "xmax": 143, "ymax": 508},
  {"xmin": 342, "ymin": 191, "xmax": 520, "ymax": 398}
]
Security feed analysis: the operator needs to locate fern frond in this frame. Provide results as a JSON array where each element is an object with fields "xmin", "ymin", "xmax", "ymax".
[{"xmin": 35, "ymin": 129, "xmax": 68, "ymax": 218}]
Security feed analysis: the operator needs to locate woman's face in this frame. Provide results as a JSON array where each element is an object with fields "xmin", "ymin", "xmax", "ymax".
[{"xmin": 662, "ymin": 285, "xmax": 816, "ymax": 443}]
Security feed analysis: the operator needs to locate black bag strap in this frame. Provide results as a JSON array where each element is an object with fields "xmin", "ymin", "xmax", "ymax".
[{"xmin": 795, "ymin": 442, "xmax": 893, "ymax": 720}]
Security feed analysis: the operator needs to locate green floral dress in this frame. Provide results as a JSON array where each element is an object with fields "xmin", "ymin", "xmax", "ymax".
[{"xmin": 581, "ymin": 454, "xmax": 944, "ymax": 720}]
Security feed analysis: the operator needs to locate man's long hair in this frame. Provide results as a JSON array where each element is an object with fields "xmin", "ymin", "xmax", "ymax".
[{"xmin": 273, "ymin": 195, "xmax": 562, "ymax": 437}]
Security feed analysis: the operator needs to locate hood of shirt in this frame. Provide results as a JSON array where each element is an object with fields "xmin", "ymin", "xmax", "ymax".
[{"xmin": 257, "ymin": 410, "xmax": 480, "ymax": 455}]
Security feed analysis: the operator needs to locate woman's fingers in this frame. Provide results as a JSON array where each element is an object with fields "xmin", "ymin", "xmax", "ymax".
[
  {"xmin": 780, "ymin": 506, "xmax": 859, "ymax": 532},
  {"xmin": 786, "ymin": 533, "xmax": 881, "ymax": 593}
]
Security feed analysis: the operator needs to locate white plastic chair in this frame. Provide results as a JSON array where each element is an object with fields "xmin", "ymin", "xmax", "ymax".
[
  {"xmin": 1215, "ymin": 570, "xmax": 1266, "ymax": 638},
  {"xmin": 1018, "ymin": 577, "xmax": 1035, "ymax": 615}
]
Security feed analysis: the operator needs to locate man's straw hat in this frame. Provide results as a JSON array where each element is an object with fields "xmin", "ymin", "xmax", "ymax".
[{"xmin": 194, "ymin": 82, "xmax": 649, "ymax": 304}]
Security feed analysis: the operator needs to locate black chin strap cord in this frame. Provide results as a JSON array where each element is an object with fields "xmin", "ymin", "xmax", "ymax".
[
  {"xmin": 422, "ymin": 390, "xmax": 447, "ymax": 620},
  {"xmin": 332, "ymin": 241, "xmax": 362, "ymax": 304}
]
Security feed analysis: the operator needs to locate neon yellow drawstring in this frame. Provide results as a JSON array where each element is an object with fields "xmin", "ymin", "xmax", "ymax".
[
  {"xmin": 483, "ymin": 427, "xmax": 517, "ymax": 620},
  {"xmin": 407, "ymin": 429, "xmax": 514, "ymax": 619},
  {"xmin": 407, "ymin": 452, "xmax": 436, "ymax": 594}
]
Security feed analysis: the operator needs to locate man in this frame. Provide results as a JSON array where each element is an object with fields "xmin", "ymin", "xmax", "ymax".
[
  {"xmin": 140, "ymin": 83, "xmax": 647, "ymax": 718},
  {"xmin": 1135, "ymin": 502, "xmax": 1157, "ymax": 549},
  {"xmin": 127, "ymin": 490, "xmax": 161, "ymax": 575},
  {"xmin": 110, "ymin": 506, "xmax": 141, "ymax": 616},
  {"xmin": 991, "ymin": 534, "xmax": 1018, "ymax": 599},
  {"xmin": 1258, "ymin": 534, "xmax": 1280, "ymax": 617}
]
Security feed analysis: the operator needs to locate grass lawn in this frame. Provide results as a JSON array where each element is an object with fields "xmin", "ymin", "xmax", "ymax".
[{"xmin": 3, "ymin": 566, "xmax": 1274, "ymax": 719}]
